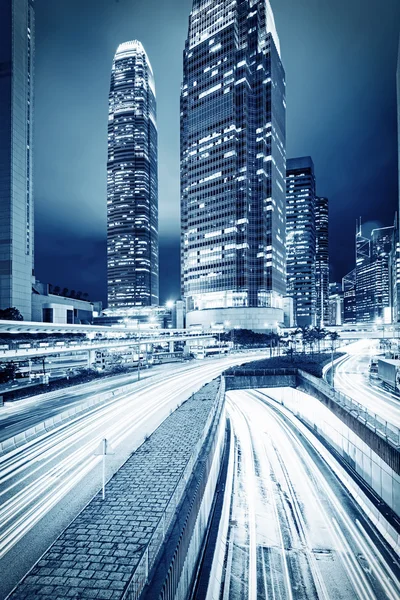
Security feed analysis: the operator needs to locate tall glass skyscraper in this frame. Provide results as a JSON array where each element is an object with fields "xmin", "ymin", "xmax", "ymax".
[
  {"xmin": 355, "ymin": 223, "xmax": 394, "ymax": 324},
  {"xmin": 0, "ymin": 0, "xmax": 34, "ymax": 320},
  {"xmin": 107, "ymin": 41, "xmax": 159, "ymax": 310},
  {"xmin": 315, "ymin": 196, "xmax": 329, "ymax": 326},
  {"xmin": 181, "ymin": 0, "xmax": 286, "ymax": 331},
  {"xmin": 397, "ymin": 37, "xmax": 400, "ymax": 229},
  {"xmin": 286, "ymin": 157, "xmax": 316, "ymax": 327},
  {"xmin": 394, "ymin": 37, "xmax": 400, "ymax": 323}
]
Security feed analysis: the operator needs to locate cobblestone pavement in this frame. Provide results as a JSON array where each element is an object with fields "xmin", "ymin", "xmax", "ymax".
[{"xmin": 9, "ymin": 380, "xmax": 220, "ymax": 600}]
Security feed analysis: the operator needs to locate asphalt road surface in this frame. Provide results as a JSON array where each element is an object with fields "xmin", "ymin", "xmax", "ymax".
[
  {"xmin": 220, "ymin": 390, "xmax": 400, "ymax": 599},
  {"xmin": 0, "ymin": 352, "xmax": 266, "ymax": 599},
  {"xmin": 334, "ymin": 344, "xmax": 400, "ymax": 430}
]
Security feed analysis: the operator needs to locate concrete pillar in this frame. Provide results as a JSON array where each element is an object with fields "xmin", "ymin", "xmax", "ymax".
[
  {"xmin": 169, "ymin": 340, "xmax": 175, "ymax": 353},
  {"xmin": 87, "ymin": 350, "xmax": 96, "ymax": 368}
]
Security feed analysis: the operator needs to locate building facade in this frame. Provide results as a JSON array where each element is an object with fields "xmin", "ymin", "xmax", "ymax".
[
  {"xmin": 371, "ymin": 226, "xmax": 394, "ymax": 322},
  {"xmin": 343, "ymin": 268, "xmax": 356, "ymax": 324},
  {"xmin": 0, "ymin": 0, "xmax": 35, "ymax": 320},
  {"xmin": 32, "ymin": 281, "xmax": 102, "ymax": 324},
  {"xmin": 345, "ymin": 221, "xmax": 395, "ymax": 324},
  {"xmin": 355, "ymin": 220, "xmax": 372, "ymax": 323},
  {"xmin": 315, "ymin": 195, "xmax": 329, "ymax": 326},
  {"xmin": 395, "ymin": 38, "xmax": 400, "ymax": 323},
  {"xmin": 398, "ymin": 37, "xmax": 400, "ymax": 241},
  {"xmin": 328, "ymin": 282, "xmax": 343, "ymax": 326},
  {"xmin": 181, "ymin": 0, "xmax": 286, "ymax": 331},
  {"xmin": 107, "ymin": 41, "xmax": 159, "ymax": 310},
  {"xmin": 286, "ymin": 157, "xmax": 316, "ymax": 327}
]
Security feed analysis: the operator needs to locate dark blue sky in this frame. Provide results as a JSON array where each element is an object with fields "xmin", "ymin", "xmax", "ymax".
[{"xmin": 34, "ymin": 0, "xmax": 400, "ymax": 305}]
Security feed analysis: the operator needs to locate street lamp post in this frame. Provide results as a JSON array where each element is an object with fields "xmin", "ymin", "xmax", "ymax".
[
  {"xmin": 42, "ymin": 357, "xmax": 48, "ymax": 385},
  {"xmin": 137, "ymin": 333, "xmax": 141, "ymax": 381},
  {"xmin": 224, "ymin": 321, "xmax": 231, "ymax": 353}
]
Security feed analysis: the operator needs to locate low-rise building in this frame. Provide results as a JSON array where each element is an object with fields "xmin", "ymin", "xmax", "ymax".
[{"xmin": 32, "ymin": 281, "xmax": 102, "ymax": 324}]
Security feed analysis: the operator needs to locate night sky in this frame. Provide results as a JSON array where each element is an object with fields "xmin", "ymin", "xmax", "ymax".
[{"xmin": 33, "ymin": 0, "xmax": 400, "ymax": 306}]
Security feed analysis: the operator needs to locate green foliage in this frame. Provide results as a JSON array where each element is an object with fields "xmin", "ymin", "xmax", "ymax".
[
  {"xmin": 0, "ymin": 307, "xmax": 24, "ymax": 321},
  {"xmin": 0, "ymin": 361, "xmax": 17, "ymax": 384},
  {"xmin": 220, "ymin": 329, "xmax": 283, "ymax": 347},
  {"xmin": 226, "ymin": 352, "xmax": 344, "ymax": 378}
]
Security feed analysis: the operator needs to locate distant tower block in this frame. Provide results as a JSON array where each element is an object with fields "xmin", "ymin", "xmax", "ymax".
[
  {"xmin": 181, "ymin": 0, "xmax": 286, "ymax": 331},
  {"xmin": 107, "ymin": 41, "xmax": 159, "ymax": 309},
  {"xmin": 0, "ymin": 0, "xmax": 35, "ymax": 319}
]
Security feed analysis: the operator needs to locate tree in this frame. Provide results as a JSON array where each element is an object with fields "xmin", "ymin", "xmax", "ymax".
[
  {"xmin": 327, "ymin": 331, "xmax": 340, "ymax": 388},
  {"xmin": 313, "ymin": 327, "xmax": 327, "ymax": 353},
  {"xmin": 0, "ymin": 307, "xmax": 24, "ymax": 321},
  {"xmin": 328, "ymin": 330, "xmax": 340, "ymax": 350},
  {"xmin": 0, "ymin": 361, "xmax": 17, "ymax": 384},
  {"xmin": 294, "ymin": 326, "xmax": 309, "ymax": 354}
]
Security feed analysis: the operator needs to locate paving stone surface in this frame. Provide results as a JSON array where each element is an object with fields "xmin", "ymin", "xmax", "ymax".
[{"xmin": 10, "ymin": 380, "xmax": 220, "ymax": 600}]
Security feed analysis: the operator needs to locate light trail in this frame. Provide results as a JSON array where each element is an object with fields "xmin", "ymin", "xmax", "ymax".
[
  {"xmin": 334, "ymin": 351, "xmax": 400, "ymax": 429},
  {"xmin": 0, "ymin": 353, "xmax": 266, "ymax": 562},
  {"xmin": 220, "ymin": 390, "xmax": 400, "ymax": 600}
]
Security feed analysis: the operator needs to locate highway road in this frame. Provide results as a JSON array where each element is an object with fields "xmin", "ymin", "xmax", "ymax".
[
  {"xmin": 0, "ymin": 352, "xmax": 265, "ymax": 599},
  {"xmin": 333, "ymin": 342, "xmax": 400, "ymax": 430},
  {"xmin": 0, "ymin": 362, "xmax": 169, "ymax": 442},
  {"xmin": 220, "ymin": 390, "xmax": 400, "ymax": 600}
]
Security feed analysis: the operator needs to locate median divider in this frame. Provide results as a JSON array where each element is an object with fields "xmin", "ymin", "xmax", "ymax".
[
  {"xmin": 9, "ymin": 378, "xmax": 227, "ymax": 600},
  {"xmin": 0, "ymin": 381, "xmax": 143, "ymax": 457}
]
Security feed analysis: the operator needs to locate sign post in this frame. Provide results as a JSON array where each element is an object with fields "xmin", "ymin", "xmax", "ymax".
[{"xmin": 94, "ymin": 438, "xmax": 114, "ymax": 500}]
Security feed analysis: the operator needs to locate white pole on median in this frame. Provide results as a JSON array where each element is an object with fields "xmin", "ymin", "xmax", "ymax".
[
  {"xmin": 102, "ymin": 438, "xmax": 106, "ymax": 500},
  {"xmin": 138, "ymin": 335, "xmax": 141, "ymax": 381},
  {"xmin": 94, "ymin": 438, "xmax": 114, "ymax": 501}
]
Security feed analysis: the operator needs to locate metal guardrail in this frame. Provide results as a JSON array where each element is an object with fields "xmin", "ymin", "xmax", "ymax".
[
  {"xmin": 121, "ymin": 377, "xmax": 225, "ymax": 600},
  {"xmin": 299, "ymin": 370, "xmax": 400, "ymax": 449}
]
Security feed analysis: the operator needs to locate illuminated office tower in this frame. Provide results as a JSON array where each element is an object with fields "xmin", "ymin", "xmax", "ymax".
[
  {"xmin": 181, "ymin": 0, "xmax": 286, "ymax": 332},
  {"xmin": 315, "ymin": 196, "xmax": 329, "ymax": 326},
  {"xmin": 398, "ymin": 37, "xmax": 400, "ymax": 229},
  {"xmin": 0, "ymin": 0, "xmax": 35, "ymax": 320},
  {"xmin": 343, "ymin": 268, "xmax": 356, "ymax": 324},
  {"xmin": 371, "ymin": 226, "xmax": 394, "ymax": 322},
  {"xmin": 394, "ymin": 38, "xmax": 400, "ymax": 322},
  {"xmin": 286, "ymin": 157, "xmax": 316, "ymax": 327},
  {"xmin": 107, "ymin": 41, "xmax": 159, "ymax": 310},
  {"xmin": 355, "ymin": 219, "xmax": 371, "ymax": 323},
  {"xmin": 354, "ymin": 221, "xmax": 394, "ymax": 324}
]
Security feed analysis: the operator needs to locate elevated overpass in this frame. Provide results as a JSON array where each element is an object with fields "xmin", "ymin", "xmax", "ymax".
[
  {"xmin": 0, "ymin": 320, "xmax": 212, "ymax": 363},
  {"xmin": 285, "ymin": 324, "xmax": 399, "ymax": 341}
]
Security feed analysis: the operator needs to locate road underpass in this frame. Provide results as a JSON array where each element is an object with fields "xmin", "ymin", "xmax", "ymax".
[{"xmin": 0, "ymin": 348, "xmax": 399, "ymax": 599}]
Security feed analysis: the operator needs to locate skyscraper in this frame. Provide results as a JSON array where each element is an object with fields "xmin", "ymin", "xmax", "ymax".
[
  {"xmin": 315, "ymin": 196, "xmax": 329, "ymax": 326},
  {"xmin": 342, "ymin": 268, "xmax": 356, "ymax": 324},
  {"xmin": 107, "ymin": 41, "xmax": 159, "ymax": 310},
  {"xmin": 355, "ymin": 219, "xmax": 372, "ymax": 323},
  {"xmin": 286, "ymin": 157, "xmax": 316, "ymax": 327},
  {"xmin": 372, "ymin": 226, "xmax": 394, "ymax": 321},
  {"xmin": 397, "ymin": 37, "xmax": 400, "ymax": 228},
  {"xmin": 347, "ymin": 220, "xmax": 395, "ymax": 324},
  {"xmin": 394, "ymin": 37, "xmax": 400, "ymax": 323},
  {"xmin": 0, "ymin": 0, "xmax": 35, "ymax": 320},
  {"xmin": 181, "ymin": 0, "xmax": 286, "ymax": 332}
]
